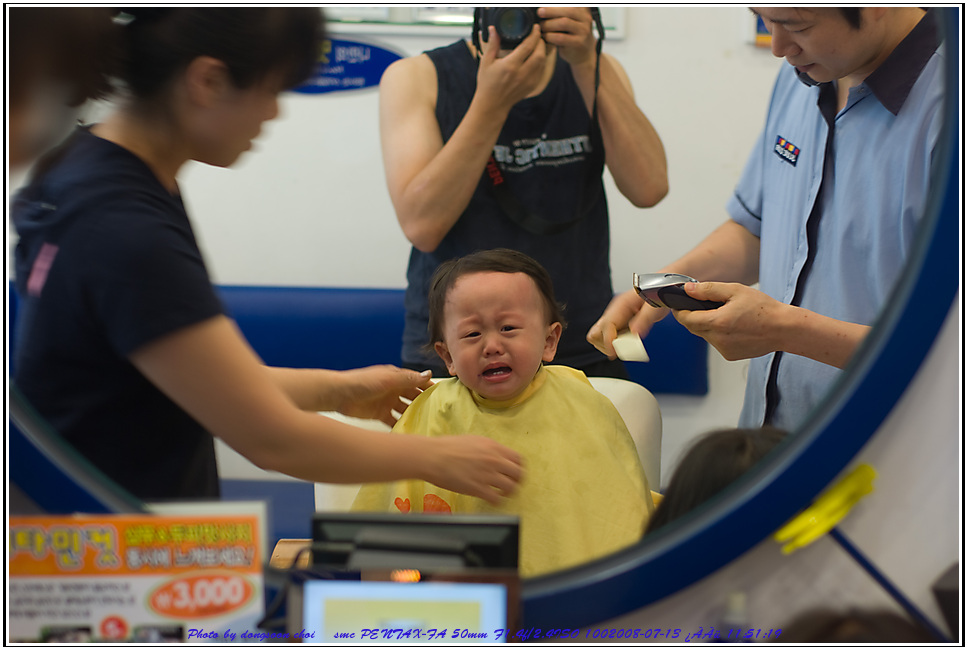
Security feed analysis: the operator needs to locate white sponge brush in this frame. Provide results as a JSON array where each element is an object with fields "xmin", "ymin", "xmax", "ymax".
[{"xmin": 612, "ymin": 330, "xmax": 649, "ymax": 362}]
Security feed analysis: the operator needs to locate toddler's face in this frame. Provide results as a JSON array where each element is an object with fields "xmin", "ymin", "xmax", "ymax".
[{"xmin": 435, "ymin": 271, "xmax": 561, "ymax": 401}]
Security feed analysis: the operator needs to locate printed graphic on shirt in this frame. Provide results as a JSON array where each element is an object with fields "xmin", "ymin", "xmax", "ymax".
[
  {"xmin": 493, "ymin": 133, "xmax": 593, "ymax": 173},
  {"xmin": 392, "ymin": 494, "xmax": 453, "ymax": 514},
  {"xmin": 422, "ymin": 494, "xmax": 452, "ymax": 513},
  {"xmin": 774, "ymin": 136, "xmax": 801, "ymax": 166}
]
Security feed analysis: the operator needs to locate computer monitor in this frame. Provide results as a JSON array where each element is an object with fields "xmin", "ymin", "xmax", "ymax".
[
  {"xmin": 311, "ymin": 513, "xmax": 519, "ymax": 571},
  {"xmin": 301, "ymin": 580, "xmax": 508, "ymax": 644}
]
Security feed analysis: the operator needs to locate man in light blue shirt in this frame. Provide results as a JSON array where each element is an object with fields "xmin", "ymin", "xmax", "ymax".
[{"xmin": 588, "ymin": 7, "xmax": 944, "ymax": 430}]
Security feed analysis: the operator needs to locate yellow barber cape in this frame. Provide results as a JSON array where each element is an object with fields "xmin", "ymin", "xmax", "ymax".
[{"xmin": 352, "ymin": 365, "xmax": 653, "ymax": 577}]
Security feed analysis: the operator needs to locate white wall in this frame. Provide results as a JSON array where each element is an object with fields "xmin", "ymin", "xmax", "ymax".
[{"xmin": 6, "ymin": 8, "xmax": 785, "ymax": 483}]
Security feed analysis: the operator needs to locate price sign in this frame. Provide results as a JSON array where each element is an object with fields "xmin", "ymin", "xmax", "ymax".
[
  {"xmin": 8, "ymin": 505, "xmax": 264, "ymax": 643},
  {"xmin": 149, "ymin": 573, "xmax": 254, "ymax": 618}
]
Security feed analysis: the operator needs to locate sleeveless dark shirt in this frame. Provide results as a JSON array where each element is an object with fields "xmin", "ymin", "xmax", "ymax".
[{"xmin": 403, "ymin": 41, "xmax": 614, "ymax": 370}]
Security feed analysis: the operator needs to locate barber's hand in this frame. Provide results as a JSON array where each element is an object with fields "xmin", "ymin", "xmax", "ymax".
[
  {"xmin": 538, "ymin": 7, "xmax": 597, "ymax": 68},
  {"xmin": 425, "ymin": 435, "xmax": 524, "ymax": 505},
  {"xmin": 476, "ymin": 25, "xmax": 548, "ymax": 112},
  {"xmin": 587, "ymin": 289, "xmax": 668, "ymax": 359},
  {"xmin": 673, "ymin": 282, "xmax": 787, "ymax": 361},
  {"xmin": 333, "ymin": 365, "xmax": 433, "ymax": 427}
]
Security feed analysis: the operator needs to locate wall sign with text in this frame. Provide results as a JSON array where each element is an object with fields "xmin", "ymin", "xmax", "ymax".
[{"xmin": 293, "ymin": 38, "xmax": 404, "ymax": 95}]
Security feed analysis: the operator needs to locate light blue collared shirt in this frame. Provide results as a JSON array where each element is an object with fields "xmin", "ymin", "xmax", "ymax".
[{"xmin": 726, "ymin": 12, "xmax": 944, "ymax": 431}]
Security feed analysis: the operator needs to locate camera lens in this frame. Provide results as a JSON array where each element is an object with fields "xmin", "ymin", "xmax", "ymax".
[
  {"xmin": 497, "ymin": 9, "xmax": 530, "ymax": 40},
  {"xmin": 488, "ymin": 7, "xmax": 536, "ymax": 48}
]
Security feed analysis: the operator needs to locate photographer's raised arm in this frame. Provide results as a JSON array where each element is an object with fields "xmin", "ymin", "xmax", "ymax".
[
  {"xmin": 539, "ymin": 7, "xmax": 668, "ymax": 208},
  {"xmin": 381, "ymin": 27, "xmax": 548, "ymax": 253}
]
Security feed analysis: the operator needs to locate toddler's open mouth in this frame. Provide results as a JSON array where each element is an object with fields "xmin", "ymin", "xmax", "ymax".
[{"xmin": 482, "ymin": 365, "xmax": 512, "ymax": 379}]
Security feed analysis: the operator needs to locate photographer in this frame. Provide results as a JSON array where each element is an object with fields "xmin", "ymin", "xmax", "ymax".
[{"xmin": 382, "ymin": 6, "xmax": 668, "ymax": 378}]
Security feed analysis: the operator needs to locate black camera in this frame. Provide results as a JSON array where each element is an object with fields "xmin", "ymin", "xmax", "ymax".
[{"xmin": 478, "ymin": 7, "xmax": 540, "ymax": 49}]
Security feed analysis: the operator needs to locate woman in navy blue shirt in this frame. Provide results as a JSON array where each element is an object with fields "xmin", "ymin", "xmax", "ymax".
[{"xmin": 14, "ymin": 8, "xmax": 522, "ymax": 502}]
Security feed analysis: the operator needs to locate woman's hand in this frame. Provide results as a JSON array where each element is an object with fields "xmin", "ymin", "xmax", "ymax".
[
  {"xmin": 424, "ymin": 435, "xmax": 524, "ymax": 505},
  {"xmin": 332, "ymin": 365, "xmax": 434, "ymax": 426}
]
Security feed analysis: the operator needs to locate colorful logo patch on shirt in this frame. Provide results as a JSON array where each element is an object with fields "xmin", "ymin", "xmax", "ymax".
[{"xmin": 774, "ymin": 136, "xmax": 801, "ymax": 166}]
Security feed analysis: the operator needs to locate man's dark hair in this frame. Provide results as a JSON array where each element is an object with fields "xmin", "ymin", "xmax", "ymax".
[
  {"xmin": 837, "ymin": 8, "xmax": 862, "ymax": 29},
  {"xmin": 645, "ymin": 426, "xmax": 788, "ymax": 534},
  {"xmin": 427, "ymin": 248, "xmax": 566, "ymax": 350}
]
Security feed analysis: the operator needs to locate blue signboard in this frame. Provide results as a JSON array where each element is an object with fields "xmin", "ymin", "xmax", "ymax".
[{"xmin": 292, "ymin": 38, "xmax": 404, "ymax": 95}]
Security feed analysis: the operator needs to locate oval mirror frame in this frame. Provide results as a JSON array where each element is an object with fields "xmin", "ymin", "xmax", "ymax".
[{"xmin": 521, "ymin": 7, "xmax": 961, "ymax": 629}]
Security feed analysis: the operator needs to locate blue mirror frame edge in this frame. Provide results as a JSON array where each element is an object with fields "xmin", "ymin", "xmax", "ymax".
[{"xmin": 521, "ymin": 7, "xmax": 962, "ymax": 628}]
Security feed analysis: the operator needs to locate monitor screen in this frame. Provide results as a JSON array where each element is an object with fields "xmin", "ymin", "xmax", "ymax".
[
  {"xmin": 302, "ymin": 580, "xmax": 508, "ymax": 644},
  {"xmin": 311, "ymin": 513, "xmax": 519, "ymax": 571}
]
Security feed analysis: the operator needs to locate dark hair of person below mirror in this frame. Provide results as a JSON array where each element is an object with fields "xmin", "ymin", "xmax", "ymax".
[
  {"xmin": 645, "ymin": 426, "xmax": 788, "ymax": 535},
  {"xmin": 772, "ymin": 607, "xmax": 936, "ymax": 643},
  {"xmin": 7, "ymin": 7, "xmax": 116, "ymax": 109}
]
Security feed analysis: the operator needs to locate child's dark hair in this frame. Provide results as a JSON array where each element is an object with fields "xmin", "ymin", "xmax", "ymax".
[
  {"xmin": 776, "ymin": 608, "xmax": 936, "ymax": 643},
  {"xmin": 115, "ymin": 8, "xmax": 326, "ymax": 100},
  {"xmin": 426, "ymin": 248, "xmax": 566, "ymax": 351},
  {"xmin": 645, "ymin": 426, "xmax": 788, "ymax": 534}
]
